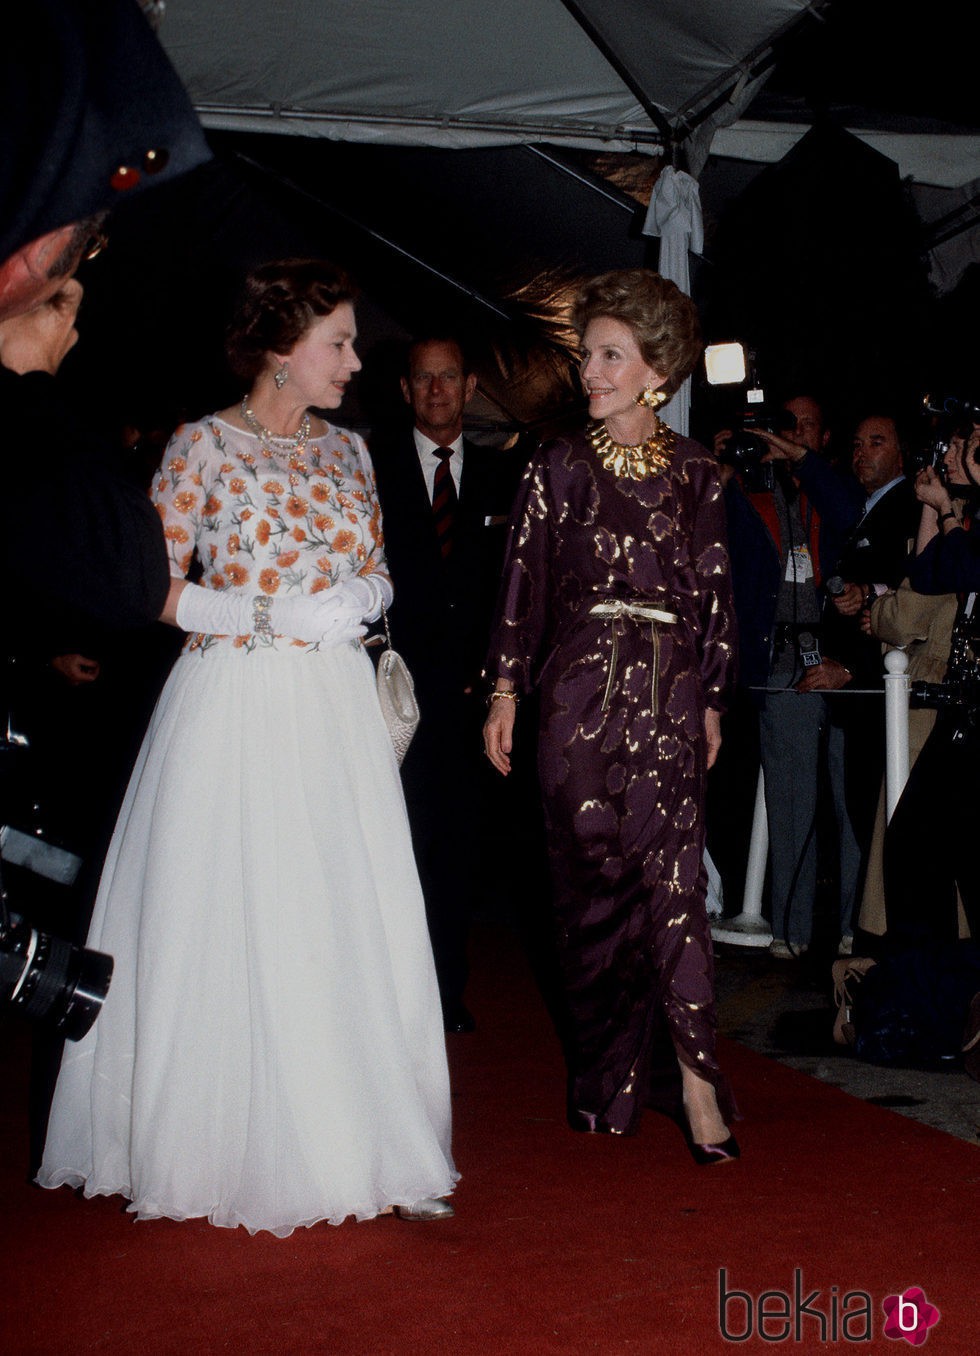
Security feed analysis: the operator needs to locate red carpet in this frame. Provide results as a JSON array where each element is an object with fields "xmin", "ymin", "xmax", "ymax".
[{"xmin": 2, "ymin": 923, "xmax": 977, "ymax": 1353}]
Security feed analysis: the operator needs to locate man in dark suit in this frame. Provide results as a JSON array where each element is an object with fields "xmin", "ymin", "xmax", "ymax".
[
  {"xmin": 370, "ymin": 337, "xmax": 522, "ymax": 1032},
  {"xmin": 797, "ymin": 413, "xmax": 920, "ymax": 911}
]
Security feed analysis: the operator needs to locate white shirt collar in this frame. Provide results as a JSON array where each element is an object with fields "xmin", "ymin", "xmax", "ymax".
[
  {"xmin": 863, "ymin": 474, "xmax": 905, "ymax": 515},
  {"xmin": 413, "ymin": 429, "xmax": 463, "ymax": 458}
]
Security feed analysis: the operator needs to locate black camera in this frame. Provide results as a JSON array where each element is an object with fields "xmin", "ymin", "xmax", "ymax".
[
  {"xmin": 719, "ymin": 406, "xmax": 796, "ymax": 470},
  {"xmin": 0, "ymin": 907, "xmax": 112, "ymax": 1041},
  {"xmin": 911, "ymin": 393, "xmax": 980, "ymax": 480},
  {"xmin": 1, "ymin": 716, "xmax": 113, "ymax": 1042},
  {"xmin": 705, "ymin": 342, "xmax": 795, "ymax": 490}
]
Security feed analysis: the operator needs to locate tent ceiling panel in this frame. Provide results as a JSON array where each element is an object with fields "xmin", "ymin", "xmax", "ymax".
[
  {"xmin": 159, "ymin": 0, "xmax": 814, "ymax": 151},
  {"xmin": 562, "ymin": 0, "xmax": 816, "ymax": 125}
]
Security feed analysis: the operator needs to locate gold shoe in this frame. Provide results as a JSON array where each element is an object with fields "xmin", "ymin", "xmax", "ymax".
[{"xmin": 394, "ymin": 1197, "xmax": 455, "ymax": 1222}]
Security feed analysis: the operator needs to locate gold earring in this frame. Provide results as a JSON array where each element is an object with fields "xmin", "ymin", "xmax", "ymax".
[
  {"xmin": 636, "ymin": 386, "xmax": 668, "ymax": 410},
  {"xmin": 274, "ymin": 362, "xmax": 289, "ymax": 391}
]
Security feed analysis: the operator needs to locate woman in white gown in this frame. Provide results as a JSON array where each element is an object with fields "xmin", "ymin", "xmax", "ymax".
[{"xmin": 37, "ymin": 260, "xmax": 458, "ymax": 1235}]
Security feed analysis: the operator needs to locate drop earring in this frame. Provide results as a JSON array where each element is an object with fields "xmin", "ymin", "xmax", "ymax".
[
  {"xmin": 274, "ymin": 362, "xmax": 289, "ymax": 391},
  {"xmin": 636, "ymin": 386, "xmax": 668, "ymax": 410}
]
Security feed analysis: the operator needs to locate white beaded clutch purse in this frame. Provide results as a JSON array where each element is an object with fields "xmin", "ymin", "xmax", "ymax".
[{"xmin": 375, "ymin": 605, "xmax": 420, "ymax": 765}]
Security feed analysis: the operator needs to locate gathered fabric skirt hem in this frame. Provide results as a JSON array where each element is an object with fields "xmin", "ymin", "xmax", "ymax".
[{"xmin": 38, "ymin": 1170, "xmax": 460, "ymax": 1237}]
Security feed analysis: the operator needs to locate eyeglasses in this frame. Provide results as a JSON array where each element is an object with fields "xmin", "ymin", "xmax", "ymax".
[{"xmin": 83, "ymin": 230, "xmax": 108, "ymax": 262}]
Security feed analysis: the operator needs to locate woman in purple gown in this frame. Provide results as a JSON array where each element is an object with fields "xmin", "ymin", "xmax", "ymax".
[{"xmin": 483, "ymin": 270, "xmax": 739, "ymax": 1161}]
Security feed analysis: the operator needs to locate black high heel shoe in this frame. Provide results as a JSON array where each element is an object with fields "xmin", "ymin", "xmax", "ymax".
[{"xmin": 686, "ymin": 1133, "xmax": 740, "ymax": 1166}]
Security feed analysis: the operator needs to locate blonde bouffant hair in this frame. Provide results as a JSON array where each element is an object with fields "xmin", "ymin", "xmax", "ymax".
[{"xmin": 571, "ymin": 268, "xmax": 702, "ymax": 398}]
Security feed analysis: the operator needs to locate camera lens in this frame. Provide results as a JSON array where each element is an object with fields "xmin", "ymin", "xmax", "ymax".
[{"xmin": 1, "ymin": 914, "xmax": 112, "ymax": 1042}]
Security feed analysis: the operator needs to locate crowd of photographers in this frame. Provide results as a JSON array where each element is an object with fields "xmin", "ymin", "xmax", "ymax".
[{"xmin": 712, "ymin": 384, "xmax": 980, "ymax": 1072}]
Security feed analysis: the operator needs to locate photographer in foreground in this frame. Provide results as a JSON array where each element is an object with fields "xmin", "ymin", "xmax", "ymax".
[{"xmin": 1, "ymin": 0, "xmax": 209, "ymax": 1173}]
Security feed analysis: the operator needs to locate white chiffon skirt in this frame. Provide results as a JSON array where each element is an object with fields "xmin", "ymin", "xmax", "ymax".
[{"xmin": 37, "ymin": 640, "xmax": 457, "ymax": 1236}]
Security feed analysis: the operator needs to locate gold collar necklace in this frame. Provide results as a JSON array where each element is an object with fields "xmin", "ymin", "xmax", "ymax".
[
  {"xmin": 587, "ymin": 418, "xmax": 674, "ymax": 481},
  {"xmin": 240, "ymin": 398, "xmax": 312, "ymax": 451}
]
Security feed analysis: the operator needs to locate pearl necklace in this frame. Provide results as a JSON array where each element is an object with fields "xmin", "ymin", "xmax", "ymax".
[
  {"xmin": 587, "ymin": 418, "xmax": 674, "ymax": 481},
  {"xmin": 240, "ymin": 398, "xmax": 312, "ymax": 451}
]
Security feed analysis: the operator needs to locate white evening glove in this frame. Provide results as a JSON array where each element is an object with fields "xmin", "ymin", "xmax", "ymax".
[{"xmin": 174, "ymin": 574, "xmax": 391, "ymax": 645}]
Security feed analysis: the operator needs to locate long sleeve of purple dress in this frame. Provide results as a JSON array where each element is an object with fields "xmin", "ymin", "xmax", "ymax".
[{"xmin": 487, "ymin": 427, "xmax": 737, "ymax": 1134}]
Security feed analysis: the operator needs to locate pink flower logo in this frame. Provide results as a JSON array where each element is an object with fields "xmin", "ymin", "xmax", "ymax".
[{"xmin": 882, "ymin": 1287, "xmax": 941, "ymax": 1345}]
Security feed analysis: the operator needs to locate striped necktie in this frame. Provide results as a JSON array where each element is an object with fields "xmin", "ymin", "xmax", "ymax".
[{"xmin": 432, "ymin": 445, "xmax": 457, "ymax": 559}]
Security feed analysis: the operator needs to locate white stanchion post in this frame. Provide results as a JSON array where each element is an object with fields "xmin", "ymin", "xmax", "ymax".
[
  {"xmin": 883, "ymin": 648, "xmax": 910, "ymax": 821},
  {"xmin": 710, "ymin": 766, "xmax": 773, "ymax": 947}
]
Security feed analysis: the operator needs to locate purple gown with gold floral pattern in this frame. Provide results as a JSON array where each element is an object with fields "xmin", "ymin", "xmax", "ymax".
[{"xmin": 487, "ymin": 427, "xmax": 737, "ymax": 1134}]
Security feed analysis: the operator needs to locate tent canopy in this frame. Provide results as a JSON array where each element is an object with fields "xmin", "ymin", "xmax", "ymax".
[
  {"xmin": 161, "ymin": 0, "xmax": 815, "ymax": 154},
  {"xmin": 161, "ymin": 0, "xmax": 980, "ymax": 190}
]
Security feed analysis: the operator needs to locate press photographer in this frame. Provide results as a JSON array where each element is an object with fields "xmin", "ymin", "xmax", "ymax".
[
  {"xmin": 879, "ymin": 418, "xmax": 980, "ymax": 951},
  {"xmin": 716, "ymin": 382, "xmax": 863, "ymax": 956}
]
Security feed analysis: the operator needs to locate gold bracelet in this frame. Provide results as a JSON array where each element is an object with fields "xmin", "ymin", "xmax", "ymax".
[{"xmin": 487, "ymin": 690, "xmax": 519, "ymax": 707}]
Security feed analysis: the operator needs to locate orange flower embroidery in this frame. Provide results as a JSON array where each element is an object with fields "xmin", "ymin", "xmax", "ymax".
[
  {"xmin": 164, "ymin": 525, "xmax": 189, "ymax": 543},
  {"xmin": 276, "ymin": 550, "xmax": 299, "ymax": 569},
  {"xmin": 262, "ymin": 480, "xmax": 284, "ymax": 496},
  {"xmin": 209, "ymin": 544, "xmax": 218, "ymax": 561},
  {"xmin": 310, "ymin": 576, "xmax": 331, "ymax": 593},
  {"xmin": 311, "ymin": 484, "xmax": 330, "ymax": 503},
  {"xmin": 229, "ymin": 477, "xmax": 246, "ymax": 495},
  {"xmin": 168, "ymin": 457, "xmax": 187, "ymax": 473},
  {"xmin": 240, "ymin": 509, "xmax": 253, "ymax": 521},
  {"xmin": 221, "ymin": 463, "xmax": 234, "ymax": 473},
  {"xmin": 286, "ymin": 495, "xmax": 308, "ymax": 518},
  {"xmin": 225, "ymin": 562, "xmax": 248, "ymax": 586},
  {"xmin": 171, "ymin": 490, "xmax": 195, "ymax": 513},
  {"xmin": 255, "ymin": 520, "xmax": 271, "ymax": 546},
  {"xmin": 227, "ymin": 534, "xmax": 240, "ymax": 555},
  {"xmin": 189, "ymin": 430, "xmax": 202, "ymax": 443},
  {"xmin": 331, "ymin": 529, "xmax": 357, "ymax": 554},
  {"xmin": 292, "ymin": 527, "xmax": 306, "ymax": 542},
  {"xmin": 258, "ymin": 568, "xmax": 280, "ymax": 595},
  {"xmin": 211, "ymin": 574, "xmax": 226, "ymax": 589},
  {"xmin": 203, "ymin": 496, "xmax": 222, "ymax": 516}
]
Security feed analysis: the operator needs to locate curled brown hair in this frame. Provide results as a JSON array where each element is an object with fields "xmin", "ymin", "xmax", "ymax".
[
  {"xmin": 225, "ymin": 259, "xmax": 358, "ymax": 385},
  {"xmin": 571, "ymin": 268, "xmax": 702, "ymax": 398}
]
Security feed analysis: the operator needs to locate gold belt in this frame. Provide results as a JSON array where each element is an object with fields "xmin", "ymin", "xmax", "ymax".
[{"xmin": 588, "ymin": 599, "xmax": 678, "ymax": 714}]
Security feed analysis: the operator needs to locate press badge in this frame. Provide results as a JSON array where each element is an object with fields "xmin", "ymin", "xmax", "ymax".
[{"xmin": 786, "ymin": 545, "xmax": 814, "ymax": 583}]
